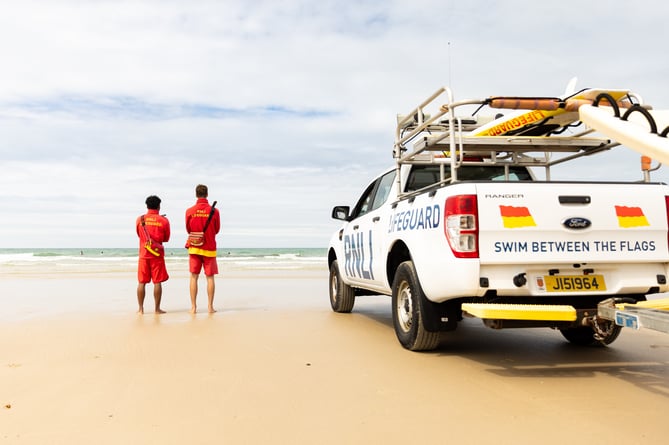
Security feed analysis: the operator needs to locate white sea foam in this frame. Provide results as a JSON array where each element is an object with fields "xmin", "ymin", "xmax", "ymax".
[{"xmin": 0, "ymin": 248, "xmax": 327, "ymax": 274}]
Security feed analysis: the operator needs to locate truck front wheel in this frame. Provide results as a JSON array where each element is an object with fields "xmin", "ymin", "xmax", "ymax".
[
  {"xmin": 329, "ymin": 260, "xmax": 355, "ymax": 313},
  {"xmin": 391, "ymin": 261, "xmax": 440, "ymax": 351}
]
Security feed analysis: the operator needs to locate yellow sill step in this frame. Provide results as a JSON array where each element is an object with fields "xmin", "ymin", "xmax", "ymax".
[{"xmin": 462, "ymin": 303, "xmax": 577, "ymax": 321}]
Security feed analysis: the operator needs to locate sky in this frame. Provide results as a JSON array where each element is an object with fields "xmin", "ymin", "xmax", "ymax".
[{"xmin": 1, "ymin": 0, "xmax": 669, "ymax": 248}]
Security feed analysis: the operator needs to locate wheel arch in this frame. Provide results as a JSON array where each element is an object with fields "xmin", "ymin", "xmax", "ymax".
[
  {"xmin": 386, "ymin": 240, "xmax": 412, "ymax": 289},
  {"xmin": 388, "ymin": 242, "xmax": 459, "ymax": 334},
  {"xmin": 327, "ymin": 247, "xmax": 337, "ymax": 269}
]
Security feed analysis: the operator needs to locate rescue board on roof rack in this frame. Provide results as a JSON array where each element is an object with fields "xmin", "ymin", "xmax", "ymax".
[{"xmin": 472, "ymin": 88, "xmax": 631, "ymax": 137}]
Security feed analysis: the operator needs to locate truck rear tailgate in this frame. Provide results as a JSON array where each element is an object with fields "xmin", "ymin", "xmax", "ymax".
[{"xmin": 476, "ymin": 182, "xmax": 669, "ymax": 264}]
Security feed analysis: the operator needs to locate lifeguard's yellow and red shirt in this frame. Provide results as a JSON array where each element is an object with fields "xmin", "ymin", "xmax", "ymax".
[
  {"xmin": 136, "ymin": 209, "xmax": 171, "ymax": 259},
  {"xmin": 185, "ymin": 198, "xmax": 220, "ymax": 257}
]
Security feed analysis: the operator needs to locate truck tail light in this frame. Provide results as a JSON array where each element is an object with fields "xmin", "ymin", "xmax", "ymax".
[{"xmin": 444, "ymin": 194, "xmax": 479, "ymax": 258}]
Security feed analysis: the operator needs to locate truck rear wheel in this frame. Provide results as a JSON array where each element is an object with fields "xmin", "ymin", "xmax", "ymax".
[
  {"xmin": 329, "ymin": 260, "xmax": 355, "ymax": 313},
  {"xmin": 392, "ymin": 261, "xmax": 440, "ymax": 351}
]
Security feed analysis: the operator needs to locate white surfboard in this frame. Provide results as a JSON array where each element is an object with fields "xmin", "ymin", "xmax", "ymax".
[{"xmin": 579, "ymin": 105, "xmax": 669, "ymax": 165}]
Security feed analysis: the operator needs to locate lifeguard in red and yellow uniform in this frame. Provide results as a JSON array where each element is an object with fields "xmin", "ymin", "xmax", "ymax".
[
  {"xmin": 135, "ymin": 195, "xmax": 171, "ymax": 314},
  {"xmin": 185, "ymin": 184, "xmax": 221, "ymax": 314}
]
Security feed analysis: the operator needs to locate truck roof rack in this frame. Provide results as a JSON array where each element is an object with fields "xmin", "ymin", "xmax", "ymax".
[{"xmin": 393, "ymin": 86, "xmax": 634, "ymax": 193}]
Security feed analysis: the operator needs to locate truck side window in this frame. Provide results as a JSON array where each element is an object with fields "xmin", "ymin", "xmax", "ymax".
[
  {"xmin": 350, "ymin": 183, "xmax": 376, "ymax": 220},
  {"xmin": 350, "ymin": 170, "xmax": 396, "ymax": 220},
  {"xmin": 371, "ymin": 170, "xmax": 396, "ymax": 211}
]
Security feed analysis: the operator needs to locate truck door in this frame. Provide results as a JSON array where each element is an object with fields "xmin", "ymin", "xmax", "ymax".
[{"xmin": 341, "ymin": 170, "xmax": 395, "ymax": 290}]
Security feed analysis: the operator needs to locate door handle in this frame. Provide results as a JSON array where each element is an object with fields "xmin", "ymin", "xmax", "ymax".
[
  {"xmin": 353, "ymin": 225, "xmax": 359, "ymax": 230},
  {"xmin": 372, "ymin": 216, "xmax": 380, "ymax": 222}
]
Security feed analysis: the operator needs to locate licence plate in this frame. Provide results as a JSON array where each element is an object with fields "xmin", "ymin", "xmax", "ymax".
[{"xmin": 542, "ymin": 275, "xmax": 607, "ymax": 292}]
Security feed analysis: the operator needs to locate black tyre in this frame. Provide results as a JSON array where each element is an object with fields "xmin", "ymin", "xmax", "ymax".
[
  {"xmin": 559, "ymin": 323, "xmax": 622, "ymax": 346},
  {"xmin": 391, "ymin": 261, "xmax": 440, "ymax": 351},
  {"xmin": 329, "ymin": 260, "xmax": 355, "ymax": 313}
]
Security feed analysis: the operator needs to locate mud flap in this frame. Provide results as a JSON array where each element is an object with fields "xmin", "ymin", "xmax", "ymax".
[{"xmin": 419, "ymin": 293, "xmax": 459, "ymax": 332}]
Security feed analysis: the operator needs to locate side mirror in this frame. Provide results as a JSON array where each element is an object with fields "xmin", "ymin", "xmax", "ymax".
[{"xmin": 331, "ymin": 205, "xmax": 350, "ymax": 221}]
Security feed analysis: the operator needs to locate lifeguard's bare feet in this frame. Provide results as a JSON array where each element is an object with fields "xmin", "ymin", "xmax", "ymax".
[
  {"xmin": 155, "ymin": 308, "xmax": 166, "ymax": 314},
  {"xmin": 189, "ymin": 307, "xmax": 197, "ymax": 314},
  {"xmin": 208, "ymin": 307, "xmax": 216, "ymax": 314},
  {"xmin": 137, "ymin": 308, "xmax": 144, "ymax": 315}
]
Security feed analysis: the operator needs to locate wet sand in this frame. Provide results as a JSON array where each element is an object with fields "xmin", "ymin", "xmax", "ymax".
[{"xmin": 1, "ymin": 269, "xmax": 669, "ymax": 444}]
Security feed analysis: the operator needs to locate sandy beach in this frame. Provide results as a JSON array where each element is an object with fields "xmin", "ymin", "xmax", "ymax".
[{"xmin": 2, "ymin": 267, "xmax": 669, "ymax": 444}]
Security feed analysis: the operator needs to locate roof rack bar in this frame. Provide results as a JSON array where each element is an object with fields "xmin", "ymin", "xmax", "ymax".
[{"xmin": 393, "ymin": 86, "xmax": 643, "ymax": 198}]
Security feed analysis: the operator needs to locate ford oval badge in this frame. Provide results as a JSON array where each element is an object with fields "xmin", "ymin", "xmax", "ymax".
[{"xmin": 563, "ymin": 217, "xmax": 591, "ymax": 230}]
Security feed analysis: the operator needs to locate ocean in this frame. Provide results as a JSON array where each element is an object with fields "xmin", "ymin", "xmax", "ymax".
[{"xmin": 0, "ymin": 247, "xmax": 328, "ymax": 275}]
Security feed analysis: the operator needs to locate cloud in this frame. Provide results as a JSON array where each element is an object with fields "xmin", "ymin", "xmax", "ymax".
[
  {"xmin": 3, "ymin": 95, "xmax": 337, "ymax": 121},
  {"xmin": 1, "ymin": 0, "xmax": 669, "ymax": 248}
]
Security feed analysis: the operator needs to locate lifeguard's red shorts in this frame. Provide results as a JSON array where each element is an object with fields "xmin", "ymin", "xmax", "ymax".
[
  {"xmin": 189, "ymin": 255, "xmax": 219, "ymax": 276},
  {"xmin": 138, "ymin": 257, "xmax": 169, "ymax": 283}
]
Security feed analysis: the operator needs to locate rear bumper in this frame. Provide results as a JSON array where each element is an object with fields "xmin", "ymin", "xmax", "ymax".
[{"xmin": 479, "ymin": 262, "xmax": 668, "ymax": 297}]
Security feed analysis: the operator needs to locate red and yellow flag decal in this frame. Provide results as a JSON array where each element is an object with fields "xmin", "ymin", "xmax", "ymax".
[
  {"xmin": 499, "ymin": 205, "xmax": 536, "ymax": 229},
  {"xmin": 615, "ymin": 205, "xmax": 649, "ymax": 228}
]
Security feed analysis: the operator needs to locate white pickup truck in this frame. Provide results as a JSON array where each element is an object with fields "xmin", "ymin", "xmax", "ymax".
[{"xmin": 327, "ymin": 85, "xmax": 669, "ymax": 351}]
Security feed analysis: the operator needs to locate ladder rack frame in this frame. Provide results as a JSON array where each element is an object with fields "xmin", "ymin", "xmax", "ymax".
[{"xmin": 393, "ymin": 86, "xmax": 619, "ymax": 197}]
